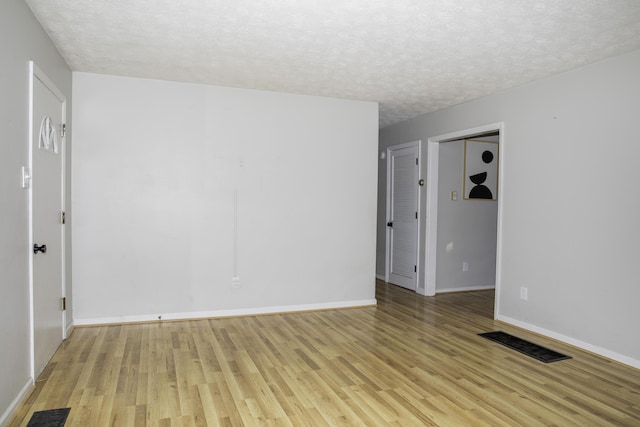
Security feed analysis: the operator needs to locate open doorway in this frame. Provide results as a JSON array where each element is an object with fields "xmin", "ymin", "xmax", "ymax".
[{"xmin": 424, "ymin": 123, "xmax": 504, "ymax": 318}]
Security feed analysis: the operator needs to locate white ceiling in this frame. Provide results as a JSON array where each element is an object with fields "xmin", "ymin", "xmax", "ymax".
[{"xmin": 26, "ymin": 0, "xmax": 640, "ymax": 128}]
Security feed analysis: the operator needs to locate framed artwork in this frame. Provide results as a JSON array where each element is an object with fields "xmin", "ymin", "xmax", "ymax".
[{"xmin": 463, "ymin": 140, "xmax": 498, "ymax": 200}]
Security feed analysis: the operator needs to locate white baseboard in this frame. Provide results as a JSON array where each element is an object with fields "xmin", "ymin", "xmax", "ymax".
[
  {"xmin": 437, "ymin": 285, "xmax": 495, "ymax": 293},
  {"xmin": 497, "ymin": 314, "xmax": 640, "ymax": 370},
  {"xmin": 0, "ymin": 379, "xmax": 33, "ymax": 427},
  {"xmin": 74, "ymin": 299, "xmax": 378, "ymax": 326}
]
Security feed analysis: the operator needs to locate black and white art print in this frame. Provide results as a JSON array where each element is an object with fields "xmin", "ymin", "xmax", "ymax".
[{"xmin": 463, "ymin": 140, "xmax": 498, "ymax": 200}]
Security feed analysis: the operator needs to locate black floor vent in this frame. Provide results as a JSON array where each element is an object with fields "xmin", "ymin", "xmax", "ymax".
[{"xmin": 479, "ymin": 331, "xmax": 571, "ymax": 363}]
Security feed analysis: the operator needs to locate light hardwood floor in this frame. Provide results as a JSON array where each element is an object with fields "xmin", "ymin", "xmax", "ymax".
[{"xmin": 9, "ymin": 281, "xmax": 640, "ymax": 426}]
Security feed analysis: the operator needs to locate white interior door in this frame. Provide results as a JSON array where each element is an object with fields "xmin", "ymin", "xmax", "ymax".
[
  {"xmin": 387, "ymin": 145, "xmax": 419, "ymax": 290},
  {"xmin": 32, "ymin": 69, "xmax": 65, "ymax": 379}
]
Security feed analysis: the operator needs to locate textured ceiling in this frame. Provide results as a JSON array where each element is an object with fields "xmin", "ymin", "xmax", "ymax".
[{"xmin": 26, "ymin": 0, "xmax": 640, "ymax": 128}]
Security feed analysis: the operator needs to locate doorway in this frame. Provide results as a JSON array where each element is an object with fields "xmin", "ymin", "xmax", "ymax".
[
  {"xmin": 30, "ymin": 63, "xmax": 67, "ymax": 379},
  {"xmin": 425, "ymin": 123, "xmax": 504, "ymax": 317}
]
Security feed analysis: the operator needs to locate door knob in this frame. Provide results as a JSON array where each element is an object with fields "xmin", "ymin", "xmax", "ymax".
[
  {"xmin": 387, "ymin": 222, "xmax": 393, "ymax": 227},
  {"xmin": 33, "ymin": 244, "xmax": 47, "ymax": 254}
]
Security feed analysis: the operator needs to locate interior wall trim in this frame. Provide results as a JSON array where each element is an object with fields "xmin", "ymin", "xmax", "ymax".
[
  {"xmin": 0, "ymin": 379, "xmax": 33, "ymax": 427},
  {"xmin": 74, "ymin": 299, "xmax": 378, "ymax": 327},
  {"xmin": 497, "ymin": 315, "xmax": 640, "ymax": 370}
]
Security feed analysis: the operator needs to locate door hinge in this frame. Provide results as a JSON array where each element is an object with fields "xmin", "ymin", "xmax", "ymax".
[
  {"xmin": 414, "ymin": 265, "xmax": 417, "ymax": 273},
  {"xmin": 415, "ymin": 212, "xmax": 418, "ymax": 219},
  {"xmin": 60, "ymin": 124, "xmax": 66, "ymax": 138},
  {"xmin": 60, "ymin": 211, "xmax": 66, "ymax": 224},
  {"xmin": 61, "ymin": 297, "xmax": 66, "ymax": 311},
  {"xmin": 416, "ymin": 158, "xmax": 418, "ymax": 165}
]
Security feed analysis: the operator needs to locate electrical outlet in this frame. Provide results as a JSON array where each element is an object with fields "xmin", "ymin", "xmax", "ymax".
[
  {"xmin": 232, "ymin": 277, "xmax": 241, "ymax": 289},
  {"xmin": 462, "ymin": 261, "xmax": 469, "ymax": 272},
  {"xmin": 520, "ymin": 287, "xmax": 528, "ymax": 300}
]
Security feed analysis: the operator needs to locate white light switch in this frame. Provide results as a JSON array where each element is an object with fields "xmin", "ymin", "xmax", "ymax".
[
  {"xmin": 21, "ymin": 167, "xmax": 31, "ymax": 189},
  {"xmin": 451, "ymin": 191, "xmax": 457, "ymax": 201}
]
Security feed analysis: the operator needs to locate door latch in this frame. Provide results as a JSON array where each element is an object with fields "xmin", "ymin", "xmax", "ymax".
[{"xmin": 33, "ymin": 244, "xmax": 47, "ymax": 254}]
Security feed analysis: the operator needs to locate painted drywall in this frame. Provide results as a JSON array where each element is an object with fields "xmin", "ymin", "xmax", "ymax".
[
  {"xmin": 0, "ymin": 0, "xmax": 72, "ymax": 424},
  {"xmin": 72, "ymin": 73, "xmax": 378, "ymax": 323},
  {"xmin": 436, "ymin": 140, "xmax": 497, "ymax": 292},
  {"xmin": 378, "ymin": 49, "xmax": 640, "ymax": 366}
]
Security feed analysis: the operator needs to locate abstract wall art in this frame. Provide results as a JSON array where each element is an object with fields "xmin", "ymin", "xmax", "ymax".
[{"xmin": 463, "ymin": 139, "xmax": 498, "ymax": 200}]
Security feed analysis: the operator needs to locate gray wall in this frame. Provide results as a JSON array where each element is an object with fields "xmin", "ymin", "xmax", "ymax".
[
  {"xmin": 0, "ymin": 0, "xmax": 72, "ymax": 423},
  {"xmin": 436, "ymin": 140, "xmax": 498, "ymax": 292},
  {"xmin": 378, "ymin": 49, "xmax": 640, "ymax": 366},
  {"xmin": 72, "ymin": 72, "xmax": 378, "ymax": 324}
]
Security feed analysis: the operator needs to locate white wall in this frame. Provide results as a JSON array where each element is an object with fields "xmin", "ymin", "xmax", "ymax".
[
  {"xmin": 379, "ymin": 49, "xmax": 640, "ymax": 367},
  {"xmin": 72, "ymin": 73, "xmax": 378, "ymax": 323},
  {"xmin": 436, "ymin": 140, "xmax": 497, "ymax": 292},
  {"xmin": 0, "ymin": 0, "xmax": 72, "ymax": 424}
]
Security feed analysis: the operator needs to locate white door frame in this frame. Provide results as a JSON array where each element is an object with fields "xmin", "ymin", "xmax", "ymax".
[
  {"xmin": 425, "ymin": 123, "xmax": 504, "ymax": 317},
  {"xmin": 28, "ymin": 62, "xmax": 67, "ymax": 381},
  {"xmin": 385, "ymin": 140, "xmax": 421, "ymax": 289}
]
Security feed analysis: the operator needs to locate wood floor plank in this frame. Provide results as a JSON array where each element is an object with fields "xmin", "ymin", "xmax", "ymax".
[{"xmin": 8, "ymin": 281, "xmax": 640, "ymax": 426}]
